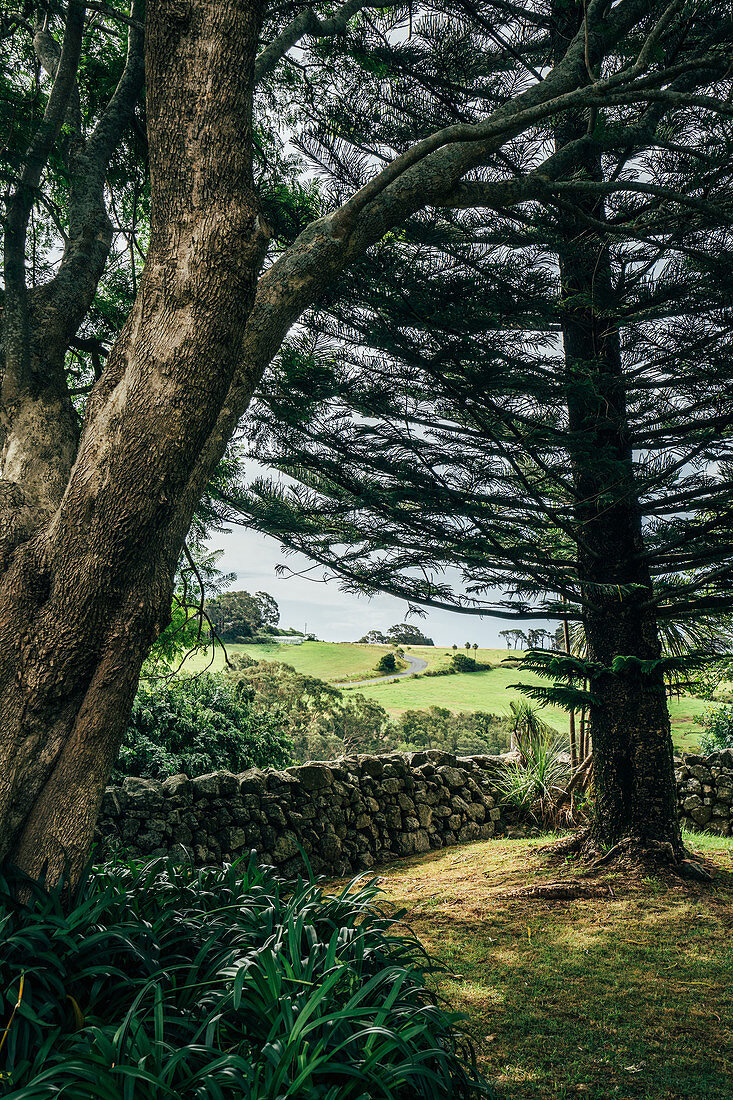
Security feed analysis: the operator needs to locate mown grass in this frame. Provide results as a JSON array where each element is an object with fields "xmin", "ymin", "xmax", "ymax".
[
  {"xmin": 183, "ymin": 639, "xmax": 394, "ymax": 681},
  {"xmin": 182, "ymin": 642, "xmax": 709, "ymax": 751},
  {"xmin": 364, "ymin": 832, "xmax": 733, "ymax": 1100}
]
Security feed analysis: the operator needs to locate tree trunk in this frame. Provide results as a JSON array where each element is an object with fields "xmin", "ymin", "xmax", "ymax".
[
  {"xmin": 562, "ymin": 612, "xmax": 578, "ymax": 769},
  {"xmin": 0, "ymin": 0, "xmax": 268, "ymax": 886},
  {"xmin": 552, "ymin": 0, "xmax": 681, "ymax": 854}
]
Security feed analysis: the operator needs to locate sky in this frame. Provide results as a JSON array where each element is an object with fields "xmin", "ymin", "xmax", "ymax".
[{"xmin": 208, "ymin": 521, "xmax": 538, "ymax": 648}]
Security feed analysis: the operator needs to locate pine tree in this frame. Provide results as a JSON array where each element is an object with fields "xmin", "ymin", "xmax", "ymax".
[{"xmin": 234, "ymin": 1, "xmax": 733, "ymax": 868}]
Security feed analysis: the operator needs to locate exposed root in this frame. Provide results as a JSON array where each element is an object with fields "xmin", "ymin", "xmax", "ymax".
[
  {"xmin": 539, "ymin": 829, "xmax": 715, "ymax": 884},
  {"xmin": 501, "ymin": 879, "xmax": 613, "ymax": 900},
  {"xmin": 538, "ymin": 827, "xmax": 590, "ymax": 859}
]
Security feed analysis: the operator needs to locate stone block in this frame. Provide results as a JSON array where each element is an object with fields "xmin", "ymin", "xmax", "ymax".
[
  {"xmin": 437, "ymin": 766, "xmax": 467, "ymax": 789},
  {"xmin": 239, "ymin": 769, "xmax": 266, "ymax": 796},
  {"xmin": 191, "ymin": 773, "xmax": 220, "ymax": 798},
  {"xmin": 293, "ymin": 764, "xmax": 334, "ymax": 791}
]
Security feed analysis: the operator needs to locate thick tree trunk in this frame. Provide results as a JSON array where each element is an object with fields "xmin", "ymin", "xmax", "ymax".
[
  {"xmin": 0, "ymin": 0, "xmax": 268, "ymax": 886},
  {"xmin": 552, "ymin": 0, "xmax": 681, "ymax": 855}
]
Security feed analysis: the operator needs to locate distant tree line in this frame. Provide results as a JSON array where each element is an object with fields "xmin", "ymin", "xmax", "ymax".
[
  {"xmin": 359, "ymin": 623, "xmax": 434, "ymax": 646},
  {"xmin": 499, "ymin": 630, "xmax": 556, "ymax": 651},
  {"xmin": 205, "ymin": 590, "xmax": 300, "ymax": 643}
]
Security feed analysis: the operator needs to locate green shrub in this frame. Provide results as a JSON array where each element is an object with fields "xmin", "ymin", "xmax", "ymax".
[
  {"xmin": 451, "ymin": 653, "xmax": 477, "ymax": 672},
  {"xmin": 700, "ymin": 703, "xmax": 733, "ymax": 753},
  {"xmin": 0, "ymin": 858, "xmax": 489, "ymax": 1099},
  {"xmin": 377, "ymin": 652, "xmax": 398, "ymax": 673},
  {"xmin": 114, "ymin": 674, "xmax": 292, "ymax": 781},
  {"xmin": 493, "ymin": 729, "xmax": 571, "ymax": 826}
]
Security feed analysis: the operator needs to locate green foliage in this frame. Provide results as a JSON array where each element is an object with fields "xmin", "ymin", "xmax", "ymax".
[
  {"xmin": 506, "ymin": 700, "xmax": 556, "ymax": 751},
  {"xmin": 0, "ymin": 857, "xmax": 487, "ymax": 1098},
  {"xmin": 224, "ymin": 656, "xmax": 393, "ymax": 762},
  {"xmin": 205, "ymin": 589, "xmax": 281, "ymax": 643},
  {"xmin": 377, "ymin": 652, "xmax": 398, "ymax": 673},
  {"xmin": 493, "ymin": 726, "xmax": 571, "ymax": 826},
  {"xmin": 114, "ymin": 675, "xmax": 291, "ymax": 781},
  {"xmin": 699, "ymin": 704, "xmax": 733, "ymax": 753},
  {"xmin": 224, "ymin": 656, "xmax": 512, "ymax": 761},
  {"xmin": 387, "ymin": 623, "xmax": 434, "ymax": 646},
  {"xmin": 393, "ymin": 708, "xmax": 511, "ymax": 756},
  {"xmin": 451, "ymin": 653, "xmax": 478, "ymax": 673},
  {"xmin": 692, "ymin": 658, "xmax": 733, "ymax": 701},
  {"xmin": 359, "ymin": 630, "xmax": 390, "ymax": 643}
]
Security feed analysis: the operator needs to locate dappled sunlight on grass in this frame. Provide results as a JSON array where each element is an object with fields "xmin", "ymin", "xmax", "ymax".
[{"xmin": 360, "ymin": 833, "xmax": 733, "ymax": 1099}]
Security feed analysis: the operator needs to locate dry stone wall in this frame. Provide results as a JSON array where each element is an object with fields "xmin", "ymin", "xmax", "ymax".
[
  {"xmin": 676, "ymin": 750, "xmax": 733, "ymax": 836},
  {"xmin": 95, "ymin": 749, "xmax": 733, "ymax": 875},
  {"xmin": 95, "ymin": 751, "xmax": 510, "ymax": 876}
]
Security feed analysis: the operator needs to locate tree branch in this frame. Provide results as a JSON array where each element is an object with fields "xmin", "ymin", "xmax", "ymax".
[
  {"xmin": 254, "ymin": 0, "xmax": 400, "ymax": 83},
  {"xmin": 3, "ymin": 1, "xmax": 86, "ymax": 338}
]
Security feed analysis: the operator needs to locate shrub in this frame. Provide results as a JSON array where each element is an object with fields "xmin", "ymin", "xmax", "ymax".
[
  {"xmin": 377, "ymin": 652, "xmax": 398, "ymax": 673},
  {"xmin": 0, "ymin": 858, "xmax": 489, "ymax": 1099},
  {"xmin": 114, "ymin": 674, "xmax": 292, "ymax": 781},
  {"xmin": 451, "ymin": 653, "xmax": 477, "ymax": 672},
  {"xmin": 699, "ymin": 703, "xmax": 733, "ymax": 753},
  {"xmin": 493, "ymin": 730, "xmax": 571, "ymax": 826}
]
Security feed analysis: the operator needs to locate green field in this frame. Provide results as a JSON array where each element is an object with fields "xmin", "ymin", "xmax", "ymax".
[
  {"xmin": 181, "ymin": 640, "xmax": 711, "ymax": 751},
  {"xmin": 183, "ymin": 639, "xmax": 394, "ymax": 682}
]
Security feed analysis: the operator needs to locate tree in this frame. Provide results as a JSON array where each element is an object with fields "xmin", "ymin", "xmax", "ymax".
[
  {"xmin": 232, "ymin": 4, "xmax": 733, "ymax": 865},
  {"xmin": 1, "ymin": 0, "xmax": 728, "ymax": 885},
  {"xmin": 376, "ymin": 651, "xmax": 398, "ymax": 673},
  {"xmin": 204, "ymin": 588, "xmax": 280, "ymax": 640},
  {"xmin": 358, "ymin": 629, "xmax": 390, "ymax": 644},
  {"xmin": 386, "ymin": 622, "xmax": 434, "ymax": 646}
]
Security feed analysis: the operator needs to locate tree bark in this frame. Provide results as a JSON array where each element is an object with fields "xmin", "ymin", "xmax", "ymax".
[
  {"xmin": 0, "ymin": 0, "xmax": 268, "ymax": 885},
  {"xmin": 552, "ymin": 0, "xmax": 681, "ymax": 854}
]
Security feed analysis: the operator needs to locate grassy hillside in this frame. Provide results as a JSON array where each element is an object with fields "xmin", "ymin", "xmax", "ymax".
[
  {"xmin": 181, "ymin": 640, "xmax": 710, "ymax": 751},
  {"xmin": 183, "ymin": 639, "xmax": 393, "ymax": 682}
]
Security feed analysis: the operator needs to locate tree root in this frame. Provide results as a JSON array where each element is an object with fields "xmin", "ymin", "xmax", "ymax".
[
  {"xmin": 541, "ymin": 830, "xmax": 715, "ymax": 883},
  {"xmin": 538, "ymin": 827, "xmax": 590, "ymax": 859},
  {"xmin": 502, "ymin": 879, "xmax": 613, "ymax": 900}
]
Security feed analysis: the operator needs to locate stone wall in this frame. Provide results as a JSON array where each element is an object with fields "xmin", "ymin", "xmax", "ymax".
[
  {"xmin": 95, "ymin": 751, "xmax": 510, "ymax": 876},
  {"xmin": 95, "ymin": 749, "xmax": 733, "ymax": 875},
  {"xmin": 676, "ymin": 750, "xmax": 733, "ymax": 836}
]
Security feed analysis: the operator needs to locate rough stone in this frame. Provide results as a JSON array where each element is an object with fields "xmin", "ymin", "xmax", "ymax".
[{"xmin": 95, "ymin": 750, "xmax": 729, "ymax": 878}]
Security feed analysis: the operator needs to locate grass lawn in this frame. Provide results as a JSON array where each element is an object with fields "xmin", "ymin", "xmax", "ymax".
[
  {"xmin": 182, "ymin": 639, "xmax": 393, "ymax": 681},
  {"xmin": 366, "ymin": 832, "xmax": 733, "ymax": 1099}
]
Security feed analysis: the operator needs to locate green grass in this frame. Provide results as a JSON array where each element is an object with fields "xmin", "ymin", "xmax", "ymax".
[
  {"xmin": 182, "ymin": 639, "xmax": 394, "ymax": 681},
  {"xmin": 343, "ymin": 647, "xmax": 573, "ymax": 730},
  {"xmin": 181, "ymin": 642, "xmax": 711, "ymax": 751},
  {"xmin": 363, "ymin": 833, "xmax": 733, "ymax": 1099}
]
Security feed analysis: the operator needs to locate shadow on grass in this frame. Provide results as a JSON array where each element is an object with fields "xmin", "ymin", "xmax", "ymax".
[{"xmin": 368, "ymin": 834, "xmax": 733, "ymax": 1100}]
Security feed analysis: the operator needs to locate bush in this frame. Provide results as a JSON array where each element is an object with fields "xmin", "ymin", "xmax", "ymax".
[
  {"xmin": 114, "ymin": 674, "xmax": 292, "ymax": 781},
  {"xmin": 451, "ymin": 653, "xmax": 477, "ymax": 672},
  {"xmin": 700, "ymin": 703, "xmax": 733, "ymax": 753},
  {"xmin": 0, "ymin": 858, "xmax": 489, "ymax": 1099},
  {"xmin": 493, "ymin": 730, "xmax": 571, "ymax": 827},
  {"xmin": 377, "ymin": 652, "xmax": 398, "ymax": 673}
]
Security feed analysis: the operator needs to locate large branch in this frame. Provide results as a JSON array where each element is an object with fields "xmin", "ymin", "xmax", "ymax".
[
  {"xmin": 177, "ymin": 0, "xmax": 659, "ymax": 512},
  {"xmin": 38, "ymin": 0, "xmax": 146, "ymax": 346},
  {"xmin": 1, "ymin": 1, "xmax": 145, "ymax": 518},
  {"xmin": 254, "ymin": 0, "xmax": 401, "ymax": 83}
]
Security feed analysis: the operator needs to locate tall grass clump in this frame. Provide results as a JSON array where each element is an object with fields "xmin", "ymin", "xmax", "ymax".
[
  {"xmin": 0, "ymin": 855, "xmax": 489, "ymax": 1099},
  {"xmin": 495, "ymin": 709, "xmax": 572, "ymax": 828}
]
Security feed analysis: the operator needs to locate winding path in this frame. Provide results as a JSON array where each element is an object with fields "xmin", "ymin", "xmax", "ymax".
[{"xmin": 335, "ymin": 652, "xmax": 428, "ymax": 688}]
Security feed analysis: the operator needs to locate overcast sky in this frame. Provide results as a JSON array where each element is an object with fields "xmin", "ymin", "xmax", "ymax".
[{"xmin": 208, "ymin": 522, "xmax": 540, "ymax": 647}]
